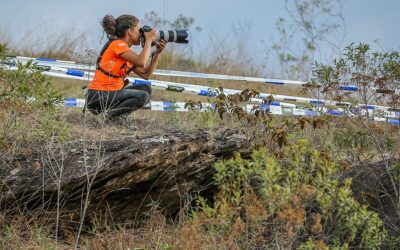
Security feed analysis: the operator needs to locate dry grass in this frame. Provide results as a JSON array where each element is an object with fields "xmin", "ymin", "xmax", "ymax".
[
  {"xmin": 0, "ymin": 206, "xmax": 241, "ymax": 249},
  {"xmin": 1, "ymin": 104, "xmax": 399, "ymax": 249},
  {"xmin": 51, "ymin": 78, "xmax": 88, "ymax": 99},
  {"xmin": 4, "ymin": 25, "xmax": 87, "ymax": 61},
  {"xmin": 62, "ymin": 106, "xmax": 223, "ymax": 139},
  {"xmin": 2, "ymin": 24, "xmax": 399, "ymax": 250}
]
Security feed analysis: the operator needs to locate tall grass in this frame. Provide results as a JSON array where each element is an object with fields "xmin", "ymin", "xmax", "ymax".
[{"xmin": 2, "ymin": 25, "xmax": 87, "ymax": 60}]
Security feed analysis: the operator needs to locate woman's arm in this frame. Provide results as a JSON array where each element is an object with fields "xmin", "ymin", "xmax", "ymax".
[
  {"xmin": 133, "ymin": 53, "xmax": 160, "ymax": 80},
  {"xmin": 133, "ymin": 40, "xmax": 166, "ymax": 80},
  {"xmin": 120, "ymin": 41, "xmax": 152, "ymax": 67}
]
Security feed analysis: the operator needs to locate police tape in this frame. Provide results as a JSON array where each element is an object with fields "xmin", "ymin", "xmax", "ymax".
[
  {"xmin": 7, "ymin": 55, "xmax": 306, "ymax": 85},
  {"xmin": 7, "ymin": 55, "xmax": 398, "ymax": 94},
  {"xmin": 0, "ymin": 64, "xmax": 305, "ymax": 108},
  {"xmin": 1, "ymin": 61, "xmax": 391, "ymax": 110},
  {"xmin": 2, "ymin": 62, "xmax": 400, "ymax": 119},
  {"xmin": 1, "ymin": 65, "xmax": 289, "ymax": 107},
  {"xmin": 42, "ymin": 64, "xmax": 400, "ymax": 117},
  {"xmin": 1, "ymin": 63, "xmax": 399, "ymax": 123},
  {"xmin": 62, "ymin": 97, "xmax": 400, "ymax": 125}
]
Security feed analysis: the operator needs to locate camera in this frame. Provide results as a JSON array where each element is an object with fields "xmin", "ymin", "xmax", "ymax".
[{"xmin": 139, "ymin": 25, "xmax": 189, "ymax": 46}]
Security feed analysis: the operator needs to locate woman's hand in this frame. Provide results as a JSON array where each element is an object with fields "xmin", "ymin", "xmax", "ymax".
[
  {"xmin": 155, "ymin": 39, "xmax": 167, "ymax": 54},
  {"xmin": 144, "ymin": 29, "xmax": 157, "ymax": 43}
]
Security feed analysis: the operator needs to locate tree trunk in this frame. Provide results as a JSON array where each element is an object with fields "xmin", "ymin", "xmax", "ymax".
[{"xmin": 1, "ymin": 127, "xmax": 253, "ymax": 224}]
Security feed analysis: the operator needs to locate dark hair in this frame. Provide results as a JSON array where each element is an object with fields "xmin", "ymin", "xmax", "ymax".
[{"xmin": 101, "ymin": 14, "xmax": 139, "ymax": 39}]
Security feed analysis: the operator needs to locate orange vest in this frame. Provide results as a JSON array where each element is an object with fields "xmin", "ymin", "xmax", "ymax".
[{"xmin": 89, "ymin": 39, "xmax": 135, "ymax": 91}]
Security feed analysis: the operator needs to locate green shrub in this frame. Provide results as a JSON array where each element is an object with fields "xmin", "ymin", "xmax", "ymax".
[
  {"xmin": 0, "ymin": 60, "xmax": 62, "ymax": 108},
  {"xmin": 0, "ymin": 44, "xmax": 66, "ymax": 149},
  {"xmin": 195, "ymin": 139, "xmax": 386, "ymax": 249}
]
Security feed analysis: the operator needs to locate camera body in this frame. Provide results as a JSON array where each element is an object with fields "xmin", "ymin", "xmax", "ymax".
[{"xmin": 139, "ymin": 25, "xmax": 189, "ymax": 46}]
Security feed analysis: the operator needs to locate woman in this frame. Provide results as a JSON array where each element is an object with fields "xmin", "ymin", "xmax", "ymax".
[{"xmin": 87, "ymin": 14, "xmax": 166, "ymax": 119}]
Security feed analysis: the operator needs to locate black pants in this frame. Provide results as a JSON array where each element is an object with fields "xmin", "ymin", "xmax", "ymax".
[{"xmin": 86, "ymin": 84, "xmax": 151, "ymax": 118}]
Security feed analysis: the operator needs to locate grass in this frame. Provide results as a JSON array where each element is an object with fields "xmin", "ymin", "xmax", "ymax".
[
  {"xmin": 1, "ymin": 27, "xmax": 400, "ymax": 249},
  {"xmin": 2, "ymin": 110, "xmax": 397, "ymax": 249}
]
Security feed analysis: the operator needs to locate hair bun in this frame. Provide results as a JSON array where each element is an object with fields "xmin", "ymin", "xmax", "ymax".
[{"xmin": 101, "ymin": 14, "xmax": 117, "ymax": 36}]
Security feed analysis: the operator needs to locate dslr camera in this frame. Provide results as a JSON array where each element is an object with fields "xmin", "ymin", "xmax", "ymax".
[{"xmin": 139, "ymin": 25, "xmax": 189, "ymax": 46}]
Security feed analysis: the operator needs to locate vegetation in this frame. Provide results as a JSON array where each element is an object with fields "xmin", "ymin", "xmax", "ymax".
[
  {"xmin": 196, "ymin": 141, "xmax": 386, "ymax": 249},
  {"xmin": 1, "ymin": 5, "xmax": 400, "ymax": 250},
  {"xmin": 0, "ymin": 49, "xmax": 66, "ymax": 157},
  {"xmin": 271, "ymin": 0, "xmax": 347, "ymax": 80}
]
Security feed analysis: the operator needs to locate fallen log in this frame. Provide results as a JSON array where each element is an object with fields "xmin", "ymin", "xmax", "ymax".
[{"xmin": 1, "ymin": 127, "xmax": 253, "ymax": 224}]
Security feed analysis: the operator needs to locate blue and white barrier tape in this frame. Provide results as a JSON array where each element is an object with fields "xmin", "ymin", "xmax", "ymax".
[
  {"xmin": 63, "ymin": 97, "xmax": 326, "ymax": 116},
  {"xmin": 2, "ymin": 63, "xmax": 399, "ymax": 119},
  {"xmin": 90, "ymin": 70, "xmax": 399, "ymax": 114},
  {"xmin": 3, "ymin": 64, "xmax": 302, "ymax": 108},
  {"xmin": 8, "ymin": 56, "xmax": 399, "ymax": 94},
  {"xmin": 62, "ymin": 97, "xmax": 400, "ymax": 125},
  {"xmin": 40, "ymin": 64, "xmax": 348, "ymax": 107},
  {"xmin": 10, "ymin": 56, "xmax": 306, "ymax": 85},
  {"xmin": 63, "ymin": 98, "xmax": 287, "ymax": 115}
]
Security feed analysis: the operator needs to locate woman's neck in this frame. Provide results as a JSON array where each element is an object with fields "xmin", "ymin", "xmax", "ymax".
[{"xmin": 120, "ymin": 36, "xmax": 132, "ymax": 47}]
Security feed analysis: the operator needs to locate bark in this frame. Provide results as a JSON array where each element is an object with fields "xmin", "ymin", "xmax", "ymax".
[{"xmin": 0, "ymin": 127, "xmax": 253, "ymax": 224}]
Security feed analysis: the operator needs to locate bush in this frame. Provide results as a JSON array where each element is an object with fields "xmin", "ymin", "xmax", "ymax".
[
  {"xmin": 310, "ymin": 43, "xmax": 400, "ymax": 115},
  {"xmin": 194, "ymin": 139, "xmax": 386, "ymax": 249},
  {"xmin": 0, "ymin": 44, "xmax": 66, "ymax": 152}
]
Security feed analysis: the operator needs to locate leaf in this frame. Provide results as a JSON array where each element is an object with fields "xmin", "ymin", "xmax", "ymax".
[{"xmin": 312, "ymin": 118, "xmax": 325, "ymax": 130}]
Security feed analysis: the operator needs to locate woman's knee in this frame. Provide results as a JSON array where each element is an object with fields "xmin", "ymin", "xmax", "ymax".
[
  {"xmin": 132, "ymin": 91, "xmax": 150, "ymax": 107},
  {"xmin": 131, "ymin": 84, "xmax": 152, "ymax": 95},
  {"xmin": 121, "ymin": 91, "xmax": 149, "ymax": 109},
  {"xmin": 139, "ymin": 91, "xmax": 150, "ymax": 106},
  {"xmin": 142, "ymin": 85, "xmax": 152, "ymax": 95}
]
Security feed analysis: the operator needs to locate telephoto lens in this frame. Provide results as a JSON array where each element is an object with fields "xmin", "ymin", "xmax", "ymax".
[
  {"xmin": 157, "ymin": 30, "xmax": 189, "ymax": 43},
  {"xmin": 140, "ymin": 25, "xmax": 189, "ymax": 46}
]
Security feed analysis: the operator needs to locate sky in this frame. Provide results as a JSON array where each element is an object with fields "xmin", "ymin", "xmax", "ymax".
[{"xmin": 0, "ymin": 0, "xmax": 399, "ymax": 76}]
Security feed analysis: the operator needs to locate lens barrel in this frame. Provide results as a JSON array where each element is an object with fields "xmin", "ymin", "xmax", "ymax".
[
  {"xmin": 140, "ymin": 25, "xmax": 189, "ymax": 46},
  {"xmin": 157, "ymin": 30, "xmax": 189, "ymax": 44}
]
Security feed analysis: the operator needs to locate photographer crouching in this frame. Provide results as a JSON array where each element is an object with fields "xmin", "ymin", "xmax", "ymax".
[{"xmin": 86, "ymin": 14, "xmax": 166, "ymax": 120}]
